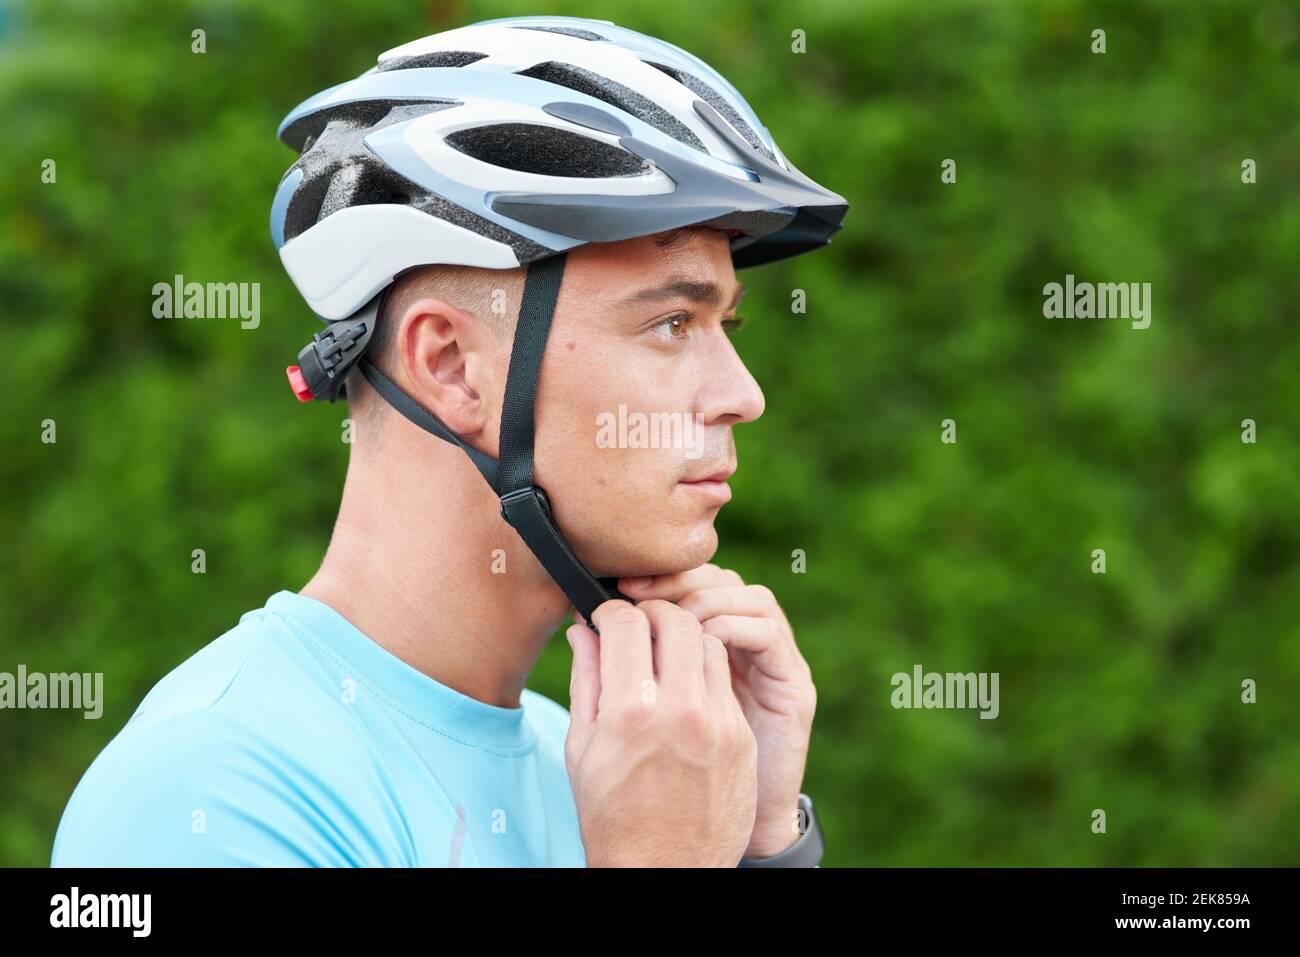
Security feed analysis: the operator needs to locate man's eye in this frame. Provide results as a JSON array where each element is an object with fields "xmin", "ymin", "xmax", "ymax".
[
  {"xmin": 656, "ymin": 313, "xmax": 693, "ymax": 340},
  {"xmin": 722, "ymin": 312, "xmax": 747, "ymax": 334}
]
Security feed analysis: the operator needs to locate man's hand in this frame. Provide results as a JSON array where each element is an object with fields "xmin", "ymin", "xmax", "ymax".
[
  {"xmin": 565, "ymin": 599, "xmax": 758, "ymax": 866},
  {"xmin": 620, "ymin": 565, "xmax": 816, "ymax": 859}
]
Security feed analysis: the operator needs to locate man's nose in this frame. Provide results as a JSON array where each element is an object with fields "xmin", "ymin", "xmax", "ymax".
[{"xmin": 698, "ymin": 333, "xmax": 765, "ymax": 426}]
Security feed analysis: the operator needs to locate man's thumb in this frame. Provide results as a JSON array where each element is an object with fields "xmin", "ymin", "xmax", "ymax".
[{"xmin": 566, "ymin": 620, "xmax": 601, "ymax": 737}]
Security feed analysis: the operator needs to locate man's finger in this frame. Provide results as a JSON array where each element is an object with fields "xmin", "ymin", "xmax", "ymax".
[
  {"xmin": 677, "ymin": 585, "xmax": 779, "ymax": 625},
  {"xmin": 566, "ymin": 621, "xmax": 601, "ymax": 735},
  {"xmin": 618, "ymin": 564, "xmax": 742, "ymax": 602},
  {"xmin": 698, "ymin": 614, "xmax": 784, "ymax": 656},
  {"xmin": 638, "ymin": 599, "xmax": 705, "ymax": 697},
  {"xmin": 699, "ymin": 633, "xmax": 737, "ymax": 711},
  {"xmin": 589, "ymin": 599, "xmax": 654, "ymax": 706}
]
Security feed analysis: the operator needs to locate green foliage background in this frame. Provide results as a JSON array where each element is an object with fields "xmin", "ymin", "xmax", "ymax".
[{"xmin": 1, "ymin": 0, "xmax": 1297, "ymax": 866}]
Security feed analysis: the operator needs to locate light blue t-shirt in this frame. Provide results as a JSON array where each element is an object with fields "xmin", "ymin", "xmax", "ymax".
[{"xmin": 51, "ymin": 590, "xmax": 586, "ymax": 867}]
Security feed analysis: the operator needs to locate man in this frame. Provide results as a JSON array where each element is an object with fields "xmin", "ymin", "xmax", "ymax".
[{"xmin": 51, "ymin": 15, "xmax": 846, "ymax": 867}]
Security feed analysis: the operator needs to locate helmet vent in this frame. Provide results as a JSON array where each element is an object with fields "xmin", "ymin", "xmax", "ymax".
[
  {"xmin": 280, "ymin": 98, "xmax": 454, "ymax": 154},
  {"xmin": 643, "ymin": 62, "xmax": 774, "ymax": 161},
  {"xmin": 377, "ymin": 51, "xmax": 488, "ymax": 72},
  {"xmin": 445, "ymin": 123, "xmax": 647, "ymax": 178},
  {"xmin": 282, "ymin": 103, "xmax": 454, "ymax": 241},
  {"xmin": 510, "ymin": 25, "xmax": 609, "ymax": 41},
  {"xmin": 317, "ymin": 164, "xmax": 411, "ymax": 222},
  {"xmin": 517, "ymin": 60, "xmax": 705, "ymax": 153}
]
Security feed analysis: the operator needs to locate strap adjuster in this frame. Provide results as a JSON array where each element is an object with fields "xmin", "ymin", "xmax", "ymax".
[
  {"xmin": 499, "ymin": 485, "xmax": 552, "ymax": 528},
  {"xmin": 288, "ymin": 293, "xmax": 383, "ymax": 403}
]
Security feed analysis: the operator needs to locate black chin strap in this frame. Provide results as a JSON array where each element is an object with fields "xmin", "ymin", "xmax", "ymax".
[{"xmin": 358, "ymin": 252, "xmax": 626, "ymax": 626}]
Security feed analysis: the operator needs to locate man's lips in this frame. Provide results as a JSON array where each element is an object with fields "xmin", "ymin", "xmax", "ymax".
[
  {"xmin": 680, "ymin": 464, "xmax": 736, "ymax": 484},
  {"xmin": 678, "ymin": 463, "xmax": 736, "ymax": 504}
]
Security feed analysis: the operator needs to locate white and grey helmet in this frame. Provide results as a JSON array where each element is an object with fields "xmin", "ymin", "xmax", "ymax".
[{"xmin": 272, "ymin": 15, "xmax": 849, "ymax": 623}]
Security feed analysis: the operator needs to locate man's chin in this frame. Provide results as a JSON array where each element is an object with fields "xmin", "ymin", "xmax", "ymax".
[{"xmin": 582, "ymin": 523, "xmax": 719, "ymax": 580}]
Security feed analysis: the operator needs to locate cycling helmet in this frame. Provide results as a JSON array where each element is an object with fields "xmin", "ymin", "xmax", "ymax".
[{"xmin": 271, "ymin": 15, "xmax": 848, "ymax": 625}]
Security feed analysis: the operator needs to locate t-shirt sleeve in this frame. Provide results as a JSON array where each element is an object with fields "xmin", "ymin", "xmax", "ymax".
[{"xmin": 51, "ymin": 709, "xmax": 405, "ymax": 867}]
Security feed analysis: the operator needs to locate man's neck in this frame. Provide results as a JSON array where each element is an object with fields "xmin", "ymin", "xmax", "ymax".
[{"xmin": 300, "ymin": 439, "xmax": 571, "ymax": 710}]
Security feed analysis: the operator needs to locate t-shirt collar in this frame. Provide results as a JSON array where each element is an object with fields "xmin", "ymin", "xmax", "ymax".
[{"xmin": 261, "ymin": 590, "xmax": 536, "ymax": 754}]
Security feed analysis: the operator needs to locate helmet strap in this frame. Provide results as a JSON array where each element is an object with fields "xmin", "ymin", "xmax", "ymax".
[{"xmin": 353, "ymin": 252, "xmax": 627, "ymax": 627}]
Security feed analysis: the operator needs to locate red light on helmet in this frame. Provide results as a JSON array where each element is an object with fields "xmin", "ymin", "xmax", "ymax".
[{"xmin": 286, "ymin": 365, "xmax": 314, "ymax": 402}]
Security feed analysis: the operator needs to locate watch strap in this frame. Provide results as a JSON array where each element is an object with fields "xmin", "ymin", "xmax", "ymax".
[{"xmin": 738, "ymin": 793, "xmax": 824, "ymax": 868}]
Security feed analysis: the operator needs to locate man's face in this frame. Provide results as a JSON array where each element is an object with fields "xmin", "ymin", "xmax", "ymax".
[{"xmin": 528, "ymin": 227, "xmax": 765, "ymax": 578}]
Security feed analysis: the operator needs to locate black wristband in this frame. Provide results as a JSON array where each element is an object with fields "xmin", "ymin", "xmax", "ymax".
[{"xmin": 738, "ymin": 793, "xmax": 824, "ymax": 868}]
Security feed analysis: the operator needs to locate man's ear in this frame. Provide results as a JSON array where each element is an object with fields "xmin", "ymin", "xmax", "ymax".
[{"xmin": 397, "ymin": 296, "xmax": 500, "ymax": 445}]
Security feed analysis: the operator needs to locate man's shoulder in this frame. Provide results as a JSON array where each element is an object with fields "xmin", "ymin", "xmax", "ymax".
[
  {"xmin": 127, "ymin": 603, "xmax": 272, "ymax": 722},
  {"xmin": 51, "ymin": 602, "xmax": 397, "ymax": 866},
  {"xmin": 129, "ymin": 598, "xmax": 367, "ymax": 737}
]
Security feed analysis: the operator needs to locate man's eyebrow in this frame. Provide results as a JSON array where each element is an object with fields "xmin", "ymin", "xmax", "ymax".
[{"xmin": 616, "ymin": 278, "xmax": 747, "ymax": 311}]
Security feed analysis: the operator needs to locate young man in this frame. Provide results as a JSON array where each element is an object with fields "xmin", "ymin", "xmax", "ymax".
[{"xmin": 51, "ymin": 15, "xmax": 846, "ymax": 867}]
